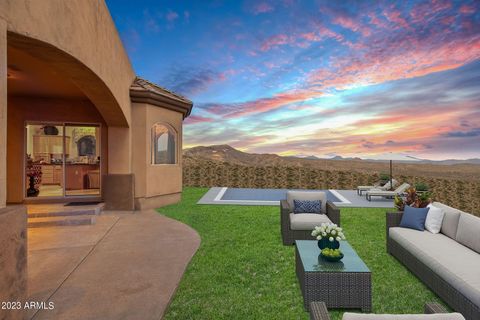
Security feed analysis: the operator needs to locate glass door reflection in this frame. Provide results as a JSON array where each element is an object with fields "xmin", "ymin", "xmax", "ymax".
[
  {"xmin": 64, "ymin": 124, "xmax": 101, "ymax": 196},
  {"xmin": 25, "ymin": 123, "xmax": 65, "ymax": 198}
]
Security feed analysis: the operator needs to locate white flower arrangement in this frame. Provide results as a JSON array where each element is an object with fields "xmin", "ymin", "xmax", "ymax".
[{"xmin": 311, "ymin": 223, "xmax": 346, "ymax": 242}]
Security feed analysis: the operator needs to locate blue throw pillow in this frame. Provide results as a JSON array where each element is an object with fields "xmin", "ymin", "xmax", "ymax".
[
  {"xmin": 293, "ymin": 200, "xmax": 322, "ymax": 214},
  {"xmin": 399, "ymin": 205, "xmax": 430, "ymax": 231}
]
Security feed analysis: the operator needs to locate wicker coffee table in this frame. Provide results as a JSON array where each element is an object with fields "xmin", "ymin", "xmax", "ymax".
[{"xmin": 295, "ymin": 240, "xmax": 371, "ymax": 311}]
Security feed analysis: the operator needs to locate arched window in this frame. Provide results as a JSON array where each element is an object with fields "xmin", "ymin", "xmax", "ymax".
[{"xmin": 151, "ymin": 123, "xmax": 177, "ymax": 164}]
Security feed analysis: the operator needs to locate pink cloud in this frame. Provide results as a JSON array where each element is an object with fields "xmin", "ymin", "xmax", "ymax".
[
  {"xmin": 184, "ymin": 115, "xmax": 214, "ymax": 125},
  {"xmin": 222, "ymin": 90, "xmax": 322, "ymax": 119},
  {"xmin": 459, "ymin": 4, "xmax": 475, "ymax": 14},
  {"xmin": 332, "ymin": 15, "xmax": 371, "ymax": 37},
  {"xmin": 410, "ymin": 0, "xmax": 451, "ymax": 24},
  {"xmin": 308, "ymin": 26, "xmax": 480, "ymax": 92},
  {"xmin": 301, "ymin": 24, "xmax": 343, "ymax": 42},
  {"xmin": 252, "ymin": 2, "xmax": 274, "ymax": 15},
  {"xmin": 166, "ymin": 10, "xmax": 179, "ymax": 22},
  {"xmin": 260, "ymin": 34, "xmax": 291, "ymax": 51},
  {"xmin": 368, "ymin": 12, "xmax": 390, "ymax": 29},
  {"xmin": 383, "ymin": 9, "xmax": 410, "ymax": 29}
]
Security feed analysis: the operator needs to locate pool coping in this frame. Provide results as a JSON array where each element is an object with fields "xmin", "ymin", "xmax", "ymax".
[{"xmin": 198, "ymin": 187, "xmax": 393, "ymax": 208}]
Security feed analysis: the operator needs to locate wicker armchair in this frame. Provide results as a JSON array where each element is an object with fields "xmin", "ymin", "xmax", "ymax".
[
  {"xmin": 310, "ymin": 301, "xmax": 457, "ymax": 320},
  {"xmin": 280, "ymin": 195, "xmax": 340, "ymax": 246}
]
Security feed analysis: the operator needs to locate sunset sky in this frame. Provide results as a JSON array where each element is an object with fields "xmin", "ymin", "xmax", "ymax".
[{"xmin": 107, "ymin": 0, "xmax": 480, "ymax": 160}]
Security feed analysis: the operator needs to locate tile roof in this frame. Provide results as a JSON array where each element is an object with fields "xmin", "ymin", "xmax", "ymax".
[{"xmin": 130, "ymin": 77, "xmax": 193, "ymax": 118}]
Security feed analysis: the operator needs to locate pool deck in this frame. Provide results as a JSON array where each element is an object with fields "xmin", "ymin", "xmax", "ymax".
[{"xmin": 198, "ymin": 187, "xmax": 393, "ymax": 208}]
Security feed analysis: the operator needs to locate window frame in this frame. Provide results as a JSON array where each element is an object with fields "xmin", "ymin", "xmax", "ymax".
[{"xmin": 150, "ymin": 122, "xmax": 178, "ymax": 166}]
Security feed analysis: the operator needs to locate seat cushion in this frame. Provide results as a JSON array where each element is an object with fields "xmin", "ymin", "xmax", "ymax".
[
  {"xmin": 390, "ymin": 227, "xmax": 480, "ymax": 307},
  {"xmin": 286, "ymin": 191, "xmax": 326, "ymax": 214},
  {"xmin": 342, "ymin": 312, "xmax": 465, "ymax": 320},
  {"xmin": 456, "ymin": 212, "xmax": 480, "ymax": 254},
  {"xmin": 431, "ymin": 202, "xmax": 462, "ymax": 239},
  {"xmin": 289, "ymin": 213, "xmax": 332, "ymax": 231}
]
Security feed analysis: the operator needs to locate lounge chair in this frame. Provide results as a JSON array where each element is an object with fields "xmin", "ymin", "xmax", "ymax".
[
  {"xmin": 365, "ymin": 182, "xmax": 410, "ymax": 201},
  {"xmin": 357, "ymin": 179, "xmax": 398, "ymax": 195},
  {"xmin": 309, "ymin": 301, "xmax": 465, "ymax": 320},
  {"xmin": 280, "ymin": 191, "xmax": 340, "ymax": 245}
]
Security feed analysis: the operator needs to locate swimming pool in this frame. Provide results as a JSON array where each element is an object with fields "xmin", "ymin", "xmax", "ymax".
[{"xmin": 202, "ymin": 187, "xmax": 351, "ymax": 206}]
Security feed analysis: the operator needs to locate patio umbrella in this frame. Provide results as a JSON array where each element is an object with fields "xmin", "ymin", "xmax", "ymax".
[{"xmin": 389, "ymin": 160, "xmax": 393, "ymax": 191}]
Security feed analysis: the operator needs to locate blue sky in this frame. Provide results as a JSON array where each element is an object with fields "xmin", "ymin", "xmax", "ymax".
[{"xmin": 106, "ymin": 0, "xmax": 480, "ymax": 160}]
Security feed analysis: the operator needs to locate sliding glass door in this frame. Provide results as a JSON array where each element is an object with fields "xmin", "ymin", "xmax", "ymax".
[
  {"xmin": 64, "ymin": 124, "xmax": 101, "ymax": 196},
  {"xmin": 25, "ymin": 122, "xmax": 101, "ymax": 199}
]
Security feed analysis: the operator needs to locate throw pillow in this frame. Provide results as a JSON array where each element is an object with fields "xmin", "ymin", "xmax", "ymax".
[
  {"xmin": 425, "ymin": 204, "xmax": 445, "ymax": 234},
  {"xmin": 293, "ymin": 199, "xmax": 322, "ymax": 214},
  {"xmin": 399, "ymin": 205, "xmax": 430, "ymax": 231}
]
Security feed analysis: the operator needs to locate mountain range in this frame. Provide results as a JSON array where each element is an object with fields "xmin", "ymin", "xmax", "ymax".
[{"xmin": 184, "ymin": 145, "xmax": 480, "ymax": 166}]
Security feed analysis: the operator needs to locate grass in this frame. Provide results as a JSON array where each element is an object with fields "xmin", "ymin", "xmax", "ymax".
[{"xmin": 158, "ymin": 187, "xmax": 445, "ymax": 319}]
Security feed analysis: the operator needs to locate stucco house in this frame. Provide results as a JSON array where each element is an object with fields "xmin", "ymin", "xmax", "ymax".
[
  {"xmin": 1, "ymin": 0, "xmax": 192, "ymax": 210},
  {"xmin": 0, "ymin": 0, "xmax": 192, "ymax": 309}
]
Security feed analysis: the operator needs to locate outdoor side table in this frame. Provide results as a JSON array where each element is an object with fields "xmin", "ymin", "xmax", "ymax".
[{"xmin": 295, "ymin": 240, "xmax": 372, "ymax": 312}]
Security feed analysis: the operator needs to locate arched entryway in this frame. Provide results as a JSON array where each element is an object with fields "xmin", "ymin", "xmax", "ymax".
[{"xmin": 5, "ymin": 34, "xmax": 122, "ymax": 203}]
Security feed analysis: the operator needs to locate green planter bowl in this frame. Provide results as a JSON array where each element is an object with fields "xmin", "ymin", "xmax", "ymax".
[{"xmin": 320, "ymin": 252, "xmax": 344, "ymax": 262}]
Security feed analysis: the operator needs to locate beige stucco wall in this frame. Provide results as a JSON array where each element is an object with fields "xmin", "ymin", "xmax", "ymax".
[
  {"xmin": 0, "ymin": 18, "xmax": 6, "ymax": 208},
  {"xmin": 0, "ymin": 0, "xmax": 135, "ymax": 127},
  {"xmin": 132, "ymin": 103, "xmax": 183, "ymax": 207}
]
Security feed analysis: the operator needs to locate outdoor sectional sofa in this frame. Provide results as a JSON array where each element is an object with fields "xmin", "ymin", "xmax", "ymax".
[
  {"xmin": 386, "ymin": 202, "xmax": 480, "ymax": 320},
  {"xmin": 280, "ymin": 191, "xmax": 340, "ymax": 245},
  {"xmin": 309, "ymin": 301, "xmax": 464, "ymax": 320}
]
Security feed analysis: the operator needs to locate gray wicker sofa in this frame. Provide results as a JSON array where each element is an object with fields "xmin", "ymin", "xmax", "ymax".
[
  {"xmin": 309, "ymin": 301, "xmax": 464, "ymax": 320},
  {"xmin": 386, "ymin": 202, "xmax": 480, "ymax": 320},
  {"xmin": 280, "ymin": 191, "xmax": 340, "ymax": 245}
]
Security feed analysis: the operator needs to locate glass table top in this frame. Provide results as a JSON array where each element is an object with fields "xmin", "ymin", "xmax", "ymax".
[{"xmin": 296, "ymin": 240, "xmax": 370, "ymax": 273}]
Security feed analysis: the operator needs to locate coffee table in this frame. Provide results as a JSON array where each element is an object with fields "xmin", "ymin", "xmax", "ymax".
[{"xmin": 295, "ymin": 240, "xmax": 371, "ymax": 311}]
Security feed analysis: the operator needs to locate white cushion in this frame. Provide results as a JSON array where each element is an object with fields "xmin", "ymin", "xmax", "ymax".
[
  {"xmin": 289, "ymin": 213, "xmax": 331, "ymax": 231},
  {"xmin": 425, "ymin": 204, "xmax": 445, "ymax": 234},
  {"xmin": 286, "ymin": 191, "xmax": 327, "ymax": 214},
  {"xmin": 343, "ymin": 312, "xmax": 465, "ymax": 320}
]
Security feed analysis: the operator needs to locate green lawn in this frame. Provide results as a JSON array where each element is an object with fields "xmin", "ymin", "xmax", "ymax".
[{"xmin": 158, "ymin": 187, "xmax": 444, "ymax": 319}]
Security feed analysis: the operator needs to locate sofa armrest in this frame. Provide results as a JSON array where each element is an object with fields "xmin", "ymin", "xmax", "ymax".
[
  {"xmin": 280, "ymin": 200, "xmax": 291, "ymax": 233},
  {"xmin": 386, "ymin": 211, "xmax": 403, "ymax": 252},
  {"xmin": 424, "ymin": 302, "xmax": 448, "ymax": 314},
  {"xmin": 326, "ymin": 201, "xmax": 340, "ymax": 226},
  {"xmin": 309, "ymin": 301, "xmax": 331, "ymax": 320}
]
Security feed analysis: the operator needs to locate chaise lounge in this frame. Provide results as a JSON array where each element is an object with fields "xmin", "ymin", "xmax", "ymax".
[
  {"xmin": 280, "ymin": 191, "xmax": 340, "ymax": 245},
  {"xmin": 357, "ymin": 179, "xmax": 398, "ymax": 195},
  {"xmin": 366, "ymin": 182, "xmax": 410, "ymax": 201},
  {"xmin": 386, "ymin": 202, "xmax": 480, "ymax": 320},
  {"xmin": 309, "ymin": 301, "xmax": 465, "ymax": 320}
]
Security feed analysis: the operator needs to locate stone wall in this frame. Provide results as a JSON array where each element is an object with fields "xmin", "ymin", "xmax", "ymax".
[{"xmin": 0, "ymin": 206, "xmax": 27, "ymax": 320}]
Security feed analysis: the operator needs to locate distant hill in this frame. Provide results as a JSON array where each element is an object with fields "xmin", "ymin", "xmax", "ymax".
[{"xmin": 183, "ymin": 144, "xmax": 480, "ymax": 181}]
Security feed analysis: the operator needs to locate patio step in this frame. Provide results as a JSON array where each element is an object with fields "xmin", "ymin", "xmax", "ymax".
[
  {"xmin": 26, "ymin": 203, "xmax": 104, "ymax": 228},
  {"xmin": 27, "ymin": 203, "xmax": 104, "ymax": 218},
  {"xmin": 27, "ymin": 215, "xmax": 96, "ymax": 228}
]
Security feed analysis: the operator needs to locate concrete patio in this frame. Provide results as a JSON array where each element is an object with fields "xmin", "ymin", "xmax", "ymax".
[{"xmin": 27, "ymin": 210, "xmax": 200, "ymax": 320}]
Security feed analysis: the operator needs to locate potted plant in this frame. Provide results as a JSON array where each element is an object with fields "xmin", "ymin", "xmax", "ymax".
[
  {"xmin": 312, "ymin": 223, "xmax": 346, "ymax": 250},
  {"xmin": 394, "ymin": 186, "xmax": 431, "ymax": 211},
  {"xmin": 379, "ymin": 172, "xmax": 390, "ymax": 185},
  {"xmin": 415, "ymin": 182, "xmax": 430, "ymax": 195}
]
